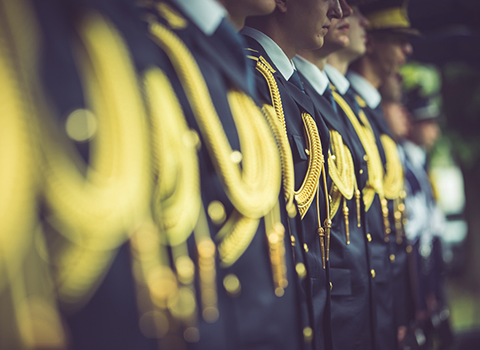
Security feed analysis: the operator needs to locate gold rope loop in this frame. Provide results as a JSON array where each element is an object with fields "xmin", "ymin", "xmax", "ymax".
[
  {"xmin": 381, "ymin": 134, "xmax": 404, "ymax": 200},
  {"xmin": 255, "ymin": 59, "xmax": 324, "ymax": 219},
  {"xmin": 41, "ymin": 13, "xmax": 152, "ymax": 304},
  {"xmin": 149, "ymin": 22, "xmax": 281, "ymax": 220},
  {"xmin": 332, "ymin": 91, "xmax": 384, "ymax": 211},
  {"xmin": 144, "ymin": 67, "xmax": 201, "ymax": 246}
]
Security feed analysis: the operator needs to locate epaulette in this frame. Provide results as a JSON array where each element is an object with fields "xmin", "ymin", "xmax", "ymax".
[
  {"xmin": 355, "ymin": 94, "xmax": 368, "ymax": 108},
  {"xmin": 141, "ymin": 1, "xmax": 187, "ymax": 30},
  {"xmin": 245, "ymin": 48, "xmax": 276, "ymax": 73}
]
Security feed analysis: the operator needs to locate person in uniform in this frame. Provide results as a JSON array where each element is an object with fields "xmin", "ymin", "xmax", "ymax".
[
  {"xmin": 241, "ymin": 1, "xmax": 344, "ymax": 349},
  {"xmin": 141, "ymin": 0, "xmax": 322, "ymax": 349},
  {"xmin": 292, "ymin": 3, "xmax": 378, "ymax": 349},
  {"xmin": 2, "ymin": 0, "xmax": 318, "ymax": 349},
  {"xmin": 345, "ymin": 0, "xmax": 418, "ymax": 348},
  {"xmin": 402, "ymin": 88, "xmax": 454, "ymax": 349}
]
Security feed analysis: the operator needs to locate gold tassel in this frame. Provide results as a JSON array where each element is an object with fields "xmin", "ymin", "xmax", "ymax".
[
  {"xmin": 355, "ymin": 188, "xmax": 361, "ymax": 227},
  {"xmin": 343, "ymin": 197, "xmax": 350, "ymax": 245},
  {"xmin": 381, "ymin": 198, "xmax": 391, "ymax": 241}
]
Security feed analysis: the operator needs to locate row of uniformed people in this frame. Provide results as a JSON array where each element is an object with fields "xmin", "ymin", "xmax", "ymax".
[{"xmin": 0, "ymin": 0, "xmax": 420, "ymax": 349}]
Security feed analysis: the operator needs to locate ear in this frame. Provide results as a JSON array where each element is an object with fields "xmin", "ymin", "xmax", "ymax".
[{"xmin": 276, "ymin": 0, "xmax": 287, "ymax": 13}]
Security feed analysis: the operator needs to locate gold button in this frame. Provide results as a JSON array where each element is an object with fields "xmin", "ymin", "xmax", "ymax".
[
  {"xmin": 331, "ymin": 154, "xmax": 336, "ymax": 160},
  {"xmin": 303, "ymin": 243, "xmax": 309, "ymax": 252},
  {"xmin": 359, "ymin": 169, "xmax": 364, "ymax": 174},
  {"xmin": 305, "ymin": 149, "xmax": 310, "ymax": 156},
  {"xmin": 65, "ymin": 109, "xmax": 97, "ymax": 142},
  {"xmin": 367, "ymin": 233, "xmax": 372, "ymax": 242},
  {"xmin": 303, "ymin": 327, "xmax": 313, "ymax": 342},
  {"xmin": 207, "ymin": 201, "xmax": 226, "ymax": 225},
  {"xmin": 230, "ymin": 150, "xmax": 243, "ymax": 164},
  {"xmin": 223, "ymin": 274, "xmax": 241, "ymax": 297},
  {"xmin": 384, "ymin": 236, "xmax": 390, "ymax": 242},
  {"xmin": 397, "ymin": 237, "xmax": 403, "ymax": 244},
  {"xmin": 390, "ymin": 254, "xmax": 396, "ymax": 262},
  {"xmin": 330, "ymin": 282, "xmax": 333, "ymax": 291},
  {"xmin": 371, "ymin": 269, "xmax": 376, "ymax": 278},
  {"xmin": 296, "ymin": 263, "xmax": 307, "ymax": 279},
  {"xmin": 406, "ymin": 245, "xmax": 413, "ymax": 253},
  {"xmin": 363, "ymin": 154, "xmax": 368, "ymax": 161}
]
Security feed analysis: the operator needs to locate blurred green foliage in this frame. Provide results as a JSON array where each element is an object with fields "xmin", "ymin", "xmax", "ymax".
[{"xmin": 401, "ymin": 61, "xmax": 480, "ymax": 169}]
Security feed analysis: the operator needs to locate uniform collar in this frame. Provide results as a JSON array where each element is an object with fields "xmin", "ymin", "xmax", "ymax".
[
  {"xmin": 241, "ymin": 26, "xmax": 295, "ymax": 80},
  {"xmin": 324, "ymin": 64, "xmax": 350, "ymax": 95},
  {"xmin": 293, "ymin": 55, "xmax": 329, "ymax": 95},
  {"xmin": 403, "ymin": 140, "xmax": 427, "ymax": 169},
  {"xmin": 346, "ymin": 70, "xmax": 381, "ymax": 109},
  {"xmin": 172, "ymin": 0, "xmax": 226, "ymax": 35}
]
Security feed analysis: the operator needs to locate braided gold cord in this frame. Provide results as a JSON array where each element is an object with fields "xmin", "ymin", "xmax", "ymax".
[
  {"xmin": 332, "ymin": 91, "xmax": 384, "ymax": 211},
  {"xmin": 328, "ymin": 130, "xmax": 355, "ymax": 200},
  {"xmin": 261, "ymin": 104, "xmax": 296, "ymax": 215},
  {"xmin": 255, "ymin": 60, "xmax": 324, "ymax": 219},
  {"xmin": 41, "ymin": 13, "xmax": 152, "ymax": 305},
  {"xmin": 149, "ymin": 22, "xmax": 280, "ymax": 220},
  {"xmin": 0, "ymin": 0, "xmax": 39, "ymax": 293},
  {"xmin": 381, "ymin": 134, "xmax": 404, "ymax": 200},
  {"xmin": 217, "ymin": 211, "xmax": 260, "ymax": 268},
  {"xmin": 144, "ymin": 68, "xmax": 201, "ymax": 246}
]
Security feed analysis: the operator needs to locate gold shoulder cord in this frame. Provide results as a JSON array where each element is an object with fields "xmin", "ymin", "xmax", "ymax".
[
  {"xmin": 333, "ymin": 91, "xmax": 391, "ymax": 238},
  {"xmin": 148, "ymin": 15, "xmax": 287, "ymax": 293},
  {"xmin": 254, "ymin": 58, "xmax": 324, "ymax": 219},
  {"xmin": 254, "ymin": 56, "xmax": 332, "ymax": 268},
  {"xmin": 0, "ymin": 0, "xmax": 66, "ymax": 348},
  {"xmin": 381, "ymin": 134, "xmax": 404, "ymax": 200},
  {"xmin": 145, "ymin": 68, "xmax": 201, "ymax": 246},
  {"xmin": 328, "ymin": 129, "xmax": 356, "ymax": 244},
  {"xmin": 149, "ymin": 22, "xmax": 280, "ymax": 220},
  {"xmin": 41, "ymin": 13, "xmax": 152, "ymax": 306}
]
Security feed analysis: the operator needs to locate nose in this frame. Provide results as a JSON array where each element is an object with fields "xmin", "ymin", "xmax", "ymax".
[
  {"xmin": 328, "ymin": 0, "xmax": 343, "ymax": 20},
  {"xmin": 339, "ymin": 0, "xmax": 353, "ymax": 17},
  {"xmin": 358, "ymin": 10, "xmax": 370, "ymax": 28}
]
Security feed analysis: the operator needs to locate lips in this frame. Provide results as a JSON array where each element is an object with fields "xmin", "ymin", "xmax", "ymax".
[{"xmin": 337, "ymin": 23, "xmax": 350, "ymax": 31}]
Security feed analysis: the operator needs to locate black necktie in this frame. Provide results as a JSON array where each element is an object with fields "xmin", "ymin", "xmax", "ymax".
[
  {"xmin": 289, "ymin": 70, "xmax": 305, "ymax": 93},
  {"xmin": 323, "ymin": 85, "xmax": 337, "ymax": 113},
  {"xmin": 345, "ymin": 87, "xmax": 361, "ymax": 115}
]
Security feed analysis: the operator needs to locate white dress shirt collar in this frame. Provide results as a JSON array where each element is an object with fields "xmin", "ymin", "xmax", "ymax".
[
  {"xmin": 293, "ymin": 55, "xmax": 329, "ymax": 95},
  {"xmin": 324, "ymin": 64, "xmax": 350, "ymax": 95},
  {"xmin": 241, "ymin": 26, "xmax": 295, "ymax": 80},
  {"xmin": 346, "ymin": 70, "xmax": 382, "ymax": 109},
  {"xmin": 172, "ymin": 0, "xmax": 226, "ymax": 36}
]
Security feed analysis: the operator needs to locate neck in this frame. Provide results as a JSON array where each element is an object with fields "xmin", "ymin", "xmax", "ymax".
[
  {"xmin": 350, "ymin": 57, "xmax": 382, "ymax": 88},
  {"xmin": 246, "ymin": 15, "xmax": 298, "ymax": 59},
  {"xmin": 298, "ymin": 49, "xmax": 328, "ymax": 71},
  {"xmin": 326, "ymin": 53, "xmax": 348, "ymax": 75},
  {"xmin": 227, "ymin": 15, "xmax": 244, "ymax": 31}
]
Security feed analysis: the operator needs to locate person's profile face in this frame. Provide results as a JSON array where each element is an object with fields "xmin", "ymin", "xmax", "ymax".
[
  {"xmin": 368, "ymin": 31, "xmax": 412, "ymax": 78},
  {"xmin": 288, "ymin": 0, "xmax": 343, "ymax": 50}
]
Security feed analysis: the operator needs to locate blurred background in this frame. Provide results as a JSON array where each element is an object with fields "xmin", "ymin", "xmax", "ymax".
[{"xmin": 402, "ymin": 0, "xmax": 480, "ymax": 348}]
